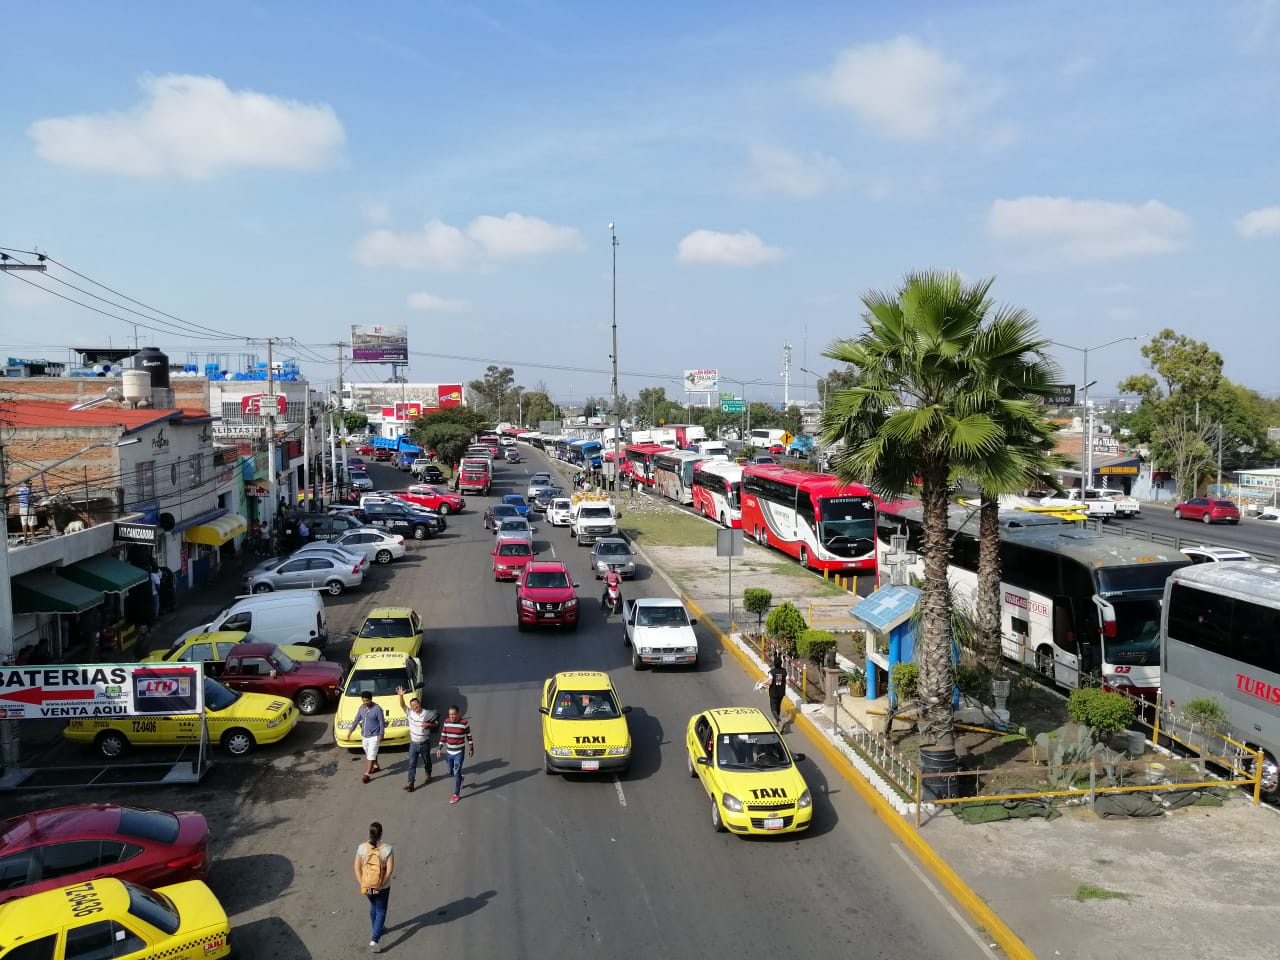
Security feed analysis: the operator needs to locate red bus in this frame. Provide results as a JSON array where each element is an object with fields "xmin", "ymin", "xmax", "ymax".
[
  {"xmin": 623, "ymin": 443, "xmax": 668, "ymax": 486},
  {"xmin": 740, "ymin": 464, "xmax": 877, "ymax": 574},
  {"xmin": 691, "ymin": 460, "xmax": 743, "ymax": 527}
]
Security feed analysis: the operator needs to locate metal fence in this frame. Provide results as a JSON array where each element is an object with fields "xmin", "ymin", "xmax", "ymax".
[{"xmin": 1086, "ymin": 518, "xmax": 1278, "ymax": 563}]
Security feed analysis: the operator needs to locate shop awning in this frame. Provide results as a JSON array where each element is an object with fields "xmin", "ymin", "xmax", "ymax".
[
  {"xmin": 60, "ymin": 556, "xmax": 148, "ymax": 594},
  {"xmin": 11, "ymin": 572, "xmax": 104, "ymax": 616},
  {"xmin": 184, "ymin": 514, "xmax": 248, "ymax": 546}
]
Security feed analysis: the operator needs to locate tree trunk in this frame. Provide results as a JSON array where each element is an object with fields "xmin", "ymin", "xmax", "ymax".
[
  {"xmin": 975, "ymin": 494, "xmax": 1002, "ymax": 673},
  {"xmin": 916, "ymin": 460, "xmax": 955, "ymax": 749}
]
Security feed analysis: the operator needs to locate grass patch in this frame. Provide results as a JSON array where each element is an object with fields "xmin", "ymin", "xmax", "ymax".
[
  {"xmin": 1073, "ymin": 884, "xmax": 1133, "ymax": 903},
  {"xmin": 621, "ymin": 511, "xmax": 716, "ymax": 548}
]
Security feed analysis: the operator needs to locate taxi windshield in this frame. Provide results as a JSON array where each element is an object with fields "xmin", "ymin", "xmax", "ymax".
[
  {"xmin": 551, "ymin": 689, "xmax": 620, "ymax": 719},
  {"xmin": 716, "ymin": 732, "xmax": 790, "ymax": 771},
  {"xmin": 204, "ymin": 678, "xmax": 240, "ymax": 711},
  {"xmin": 126, "ymin": 881, "xmax": 181, "ymax": 935},
  {"xmin": 346, "ymin": 668, "xmax": 410, "ymax": 698},
  {"xmin": 360, "ymin": 618, "xmax": 414, "ymax": 639}
]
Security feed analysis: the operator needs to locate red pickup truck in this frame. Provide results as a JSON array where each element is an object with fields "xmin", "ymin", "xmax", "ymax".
[
  {"xmin": 400, "ymin": 483, "xmax": 466, "ymax": 515},
  {"xmin": 516, "ymin": 561, "xmax": 580, "ymax": 632},
  {"xmin": 220, "ymin": 642, "xmax": 343, "ymax": 716}
]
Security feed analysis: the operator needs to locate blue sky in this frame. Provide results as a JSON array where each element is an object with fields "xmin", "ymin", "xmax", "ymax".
[{"xmin": 2, "ymin": 1, "xmax": 1278, "ymax": 407}]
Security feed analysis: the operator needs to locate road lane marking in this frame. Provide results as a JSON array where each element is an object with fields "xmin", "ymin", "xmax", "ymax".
[
  {"xmin": 891, "ymin": 843, "xmax": 999, "ymax": 959},
  {"xmin": 613, "ymin": 775, "xmax": 627, "ymax": 807}
]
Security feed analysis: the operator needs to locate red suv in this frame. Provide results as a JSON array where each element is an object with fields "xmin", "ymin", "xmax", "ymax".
[
  {"xmin": 400, "ymin": 483, "xmax": 465, "ymax": 515},
  {"xmin": 516, "ymin": 561, "xmax": 580, "ymax": 631},
  {"xmin": 1173, "ymin": 498, "xmax": 1241, "ymax": 525}
]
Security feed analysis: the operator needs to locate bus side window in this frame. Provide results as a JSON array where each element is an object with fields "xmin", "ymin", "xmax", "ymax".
[
  {"xmin": 1230, "ymin": 597, "xmax": 1280, "ymax": 673},
  {"xmin": 796, "ymin": 493, "xmax": 815, "ymax": 529},
  {"xmin": 951, "ymin": 534, "xmax": 979, "ymax": 573}
]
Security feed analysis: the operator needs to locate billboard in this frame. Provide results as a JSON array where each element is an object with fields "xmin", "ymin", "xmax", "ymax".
[
  {"xmin": 0, "ymin": 663, "xmax": 204, "ymax": 720},
  {"xmin": 436, "ymin": 384, "xmax": 463, "ymax": 408},
  {"xmin": 684, "ymin": 369, "xmax": 719, "ymax": 392},
  {"xmin": 351, "ymin": 324, "xmax": 409, "ymax": 363}
]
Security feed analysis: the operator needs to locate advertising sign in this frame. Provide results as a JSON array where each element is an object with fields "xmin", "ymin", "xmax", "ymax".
[
  {"xmin": 241, "ymin": 394, "xmax": 287, "ymax": 416},
  {"xmin": 351, "ymin": 324, "xmax": 409, "ymax": 363},
  {"xmin": 0, "ymin": 664, "xmax": 204, "ymax": 720},
  {"xmin": 684, "ymin": 369, "xmax": 719, "ymax": 392},
  {"xmin": 436, "ymin": 384, "xmax": 463, "ymax": 408},
  {"xmin": 113, "ymin": 521, "xmax": 158, "ymax": 545},
  {"xmin": 1038, "ymin": 384, "xmax": 1077, "ymax": 407}
]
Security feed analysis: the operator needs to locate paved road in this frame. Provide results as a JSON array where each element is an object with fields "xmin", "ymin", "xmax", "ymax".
[
  {"xmin": 1, "ymin": 452, "xmax": 996, "ymax": 959},
  {"xmin": 1097, "ymin": 504, "xmax": 1280, "ymax": 560}
]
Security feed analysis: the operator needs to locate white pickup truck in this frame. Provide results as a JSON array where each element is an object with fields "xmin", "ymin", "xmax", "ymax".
[
  {"xmin": 1038, "ymin": 488, "xmax": 1118, "ymax": 520},
  {"xmin": 571, "ymin": 499, "xmax": 620, "ymax": 545},
  {"xmin": 622, "ymin": 597, "xmax": 700, "ymax": 670}
]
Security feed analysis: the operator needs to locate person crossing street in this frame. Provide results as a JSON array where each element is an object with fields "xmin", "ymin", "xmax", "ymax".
[
  {"xmin": 397, "ymin": 686, "xmax": 438, "ymax": 792},
  {"xmin": 436, "ymin": 705, "xmax": 474, "ymax": 804}
]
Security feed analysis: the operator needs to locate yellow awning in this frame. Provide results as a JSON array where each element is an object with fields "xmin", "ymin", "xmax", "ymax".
[{"xmin": 184, "ymin": 514, "xmax": 248, "ymax": 546}]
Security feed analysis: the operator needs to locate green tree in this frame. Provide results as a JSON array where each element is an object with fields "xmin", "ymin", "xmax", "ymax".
[
  {"xmin": 822, "ymin": 271, "xmax": 1031, "ymax": 749},
  {"xmin": 466, "ymin": 365, "xmax": 518, "ymax": 420},
  {"xmin": 519, "ymin": 390, "xmax": 558, "ymax": 427},
  {"xmin": 780, "ymin": 405, "xmax": 805, "ymax": 437}
]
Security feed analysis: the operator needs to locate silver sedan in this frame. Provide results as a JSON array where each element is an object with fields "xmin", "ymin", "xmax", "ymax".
[
  {"xmin": 589, "ymin": 537, "xmax": 636, "ymax": 579},
  {"xmin": 327, "ymin": 528, "xmax": 407, "ymax": 565},
  {"xmin": 240, "ymin": 554, "xmax": 365, "ymax": 596}
]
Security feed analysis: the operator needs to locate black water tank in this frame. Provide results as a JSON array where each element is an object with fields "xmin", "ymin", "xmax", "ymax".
[{"xmin": 135, "ymin": 347, "xmax": 170, "ymax": 388}]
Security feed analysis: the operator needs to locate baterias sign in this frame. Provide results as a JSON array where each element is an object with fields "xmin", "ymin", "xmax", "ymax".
[{"xmin": 0, "ymin": 664, "xmax": 205, "ymax": 720}]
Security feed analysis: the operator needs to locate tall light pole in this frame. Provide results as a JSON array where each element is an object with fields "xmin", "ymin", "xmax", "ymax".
[
  {"xmin": 798, "ymin": 366, "xmax": 825, "ymax": 417},
  {"xmin": 1051, "ymin": 336, "xmax": 1143, "ymax": 491},
  {"xmin": 610, "ymin": 222, "xmax": 621, "ymax": 492}
]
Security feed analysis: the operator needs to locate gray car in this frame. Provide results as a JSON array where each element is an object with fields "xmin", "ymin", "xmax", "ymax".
[
  {"xmin": 290, "ymin": 543, "xmax": 370, "ymax": 573},
  {"xmin": 327, "ymin": 528, "xmax": 407, "ymax": 565},
  {"xmin": 241, "ymin": 554, "xmax": 365, "ymax": 596},
  {"xmin": 493, "ymin": 516, "xmax": 535, "ymax": 546},
  {"xmin": 589, "ymin": 537, "xmax": 636, "ymax": 579}
]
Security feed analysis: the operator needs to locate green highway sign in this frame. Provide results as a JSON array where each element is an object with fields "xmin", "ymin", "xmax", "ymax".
[{"xmin": 720, "ymin": 400, "xmax": 745, "ymax": 413}]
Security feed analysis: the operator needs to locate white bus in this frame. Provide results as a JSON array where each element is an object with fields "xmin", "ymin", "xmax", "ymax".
[
  {"xmin": 1161, "ymin": 562, "xmax": 1280, "ymax": 801},
  {"xmin": 691, "ymin": 460, "xmax": 744, "ymax": 527},
  {"xmin": 879, "ymin": 504, "xmax": 1190, "ymax": 693},
  {"xmin": 651, "ymin": 450, "xmax": 704, "ymax": 505}
]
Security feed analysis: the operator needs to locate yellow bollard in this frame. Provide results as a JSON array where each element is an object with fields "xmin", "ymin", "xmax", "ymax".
[
  {"xmin": 800, "ymin": 665, "xmax": 807, "ymax": 702},
  {"xmin": 849, "ymin": 575, "xmax": 857, "ymax": 594}
]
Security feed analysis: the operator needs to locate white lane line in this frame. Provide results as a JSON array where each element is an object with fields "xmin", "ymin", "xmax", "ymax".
[
  {"xmin": 613, "ymin": 775, "xmax": 627, "ymax": 807},
  {"xmin": 890, "ymin": 844, "xmax": 999, "ymax": 959},
  {"xmin": 549, "ymin": 542, "xmax": 557, "ymax": 559}
]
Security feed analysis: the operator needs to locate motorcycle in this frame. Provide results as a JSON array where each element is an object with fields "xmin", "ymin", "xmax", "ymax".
[{"xmin": 601, "ymin": 567, "xmax": 622, "ymax": 616}]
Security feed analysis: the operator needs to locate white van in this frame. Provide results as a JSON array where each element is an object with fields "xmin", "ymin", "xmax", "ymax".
[{"xmin": 174, "ymin": 591, "xmax": 329, "ymax": 650}]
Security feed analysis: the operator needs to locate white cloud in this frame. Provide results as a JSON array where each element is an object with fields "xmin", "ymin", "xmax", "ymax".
[
  {"xmin": 466, "ymin": 212, "xmax": 584, "ymax": 258},
  {"xmin": 28, "ymin": 74, "xmax": 344, "ymax": 179},
  {"xmin": 352, "ymin": 212, "xmax": 583, "ymax": 271},
  {"xmin": 676, "ymin": 229, "xmax": 784, "ymax": 267},
  {"xmin": 811, "ymin": 36, "xmax": 1000, "ymax": 141},
  {"xmin": 361, "ymin": 199, "xmax": 391, "ymax": 225},
  {"xmin": 987, "ymin": 196, "xmax": 1190, "ymax": 263},
  {"xmin": 748, "ymin": 145, "xmax": 843, "ymax": 198},
  {"xmin": 406, "ymin": 292, "xmax": 471, "ymax": 313},
  {"xmin": 1235, "ymin": 206, "xmax": 1280, "ymax": 238},
  {"xmin": 1106, "ymin": 306, "xmax": 1139, "ymax": 322}
]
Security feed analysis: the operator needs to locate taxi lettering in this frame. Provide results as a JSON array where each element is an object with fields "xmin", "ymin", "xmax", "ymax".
[
  {"xmin": 750, "ymin": 787, "xmax": 788, "ymax": 799},
  {"xmin": 573, "ymin": 735, "xmax": 606, "ymax": 744},
  {"xmin": 63, "ymin": 881, "xmax": 104, "ymax": 918},
  {"xmin": 132, "ymin": 720, "xmax": 158, "ymax": 733}
]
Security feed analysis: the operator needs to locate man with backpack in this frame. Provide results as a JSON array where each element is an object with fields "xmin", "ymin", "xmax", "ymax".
[{"xmin": 353, "ymin": 820, "xmax": 394, "ymax": 953}]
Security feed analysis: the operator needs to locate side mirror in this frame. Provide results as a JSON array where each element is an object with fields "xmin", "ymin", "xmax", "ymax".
[
  {"xmin": 572, "ymin": 582, "xmax": 580, "ymax": 589},
  {"xmin": 538, "ymin": 706, "xmax": 549, "ymax": 715},
  {"xmin": 690, "ymin": 618, "xmax": 698, "ymax": 626},
  {"xmin": 696, "ymin": 756, "xmax": 709, "ymax": 766},
  {"xmin": 792, "ymin": 753, "xmax": 806, "ymax": 762},
  {"xmin": 622, "ymin": 705, "xmax": 633, "ymax": 714},
  {"xmin": 490, "ymin": 550, "xmax": 496, "ymax": 556}
]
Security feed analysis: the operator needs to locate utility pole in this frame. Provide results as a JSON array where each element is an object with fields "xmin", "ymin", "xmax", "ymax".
[
  {"xmin": 1217, "ymin": 423, "xmax": 1224, "ymax": 492},
  {"xmin": 266, "ymin": 338, "xmax": 278, "ymax": 535},
  {"xmin": 302, "ymin": 386, "xmax": 311, "ymax": 512},
  {"xmin": 334, "ymin": 342, "xmax": 346, "ymax": 503},
  {"xmin": 0, "ymin": 444, "xmax": 19, "ymax": 766},
  {"xmin": 610, "ymin": 222, "xmax": 621, "ymax": 492},
  {"xmin": 782, "ymin": 342, "xmax": 792, "ymax": 407}
]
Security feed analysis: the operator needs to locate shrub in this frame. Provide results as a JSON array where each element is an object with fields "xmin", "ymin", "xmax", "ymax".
[
  {"xmin": 1183, "ymin": 697, "xmax": 1229, "ymax": 731},
  {"xmin": 742, "ymin": 588, "xmax": 773, "ymax": 635},
  {"xmin": 847, "ymin": 630, "xmax": 867, "ymax": 658},
  {"xmin": 765, "ymin": 602, "xmax": 807, "ymax": 650},
  {"xmin": 796, "ymin": 629, "xmax": 836, "ymax": 664},
  {"xmin": 841, "ymin": 669, "xmax": 867, "ymax": 697},
  {"xmin": 955, "ymin": 662, "xmax": 993, "ymax": 705},
  {"xmin": 890, "ymin": 662, "xmax": 920, "ymax": 702},
  {"xmin": 1066, "ymin": 688, "xmax": 1136, "ymax": 743}
]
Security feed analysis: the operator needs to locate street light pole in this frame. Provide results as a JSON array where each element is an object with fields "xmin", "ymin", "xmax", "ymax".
[
  {"xmin": 1051, "ymin": 336, "xmax": 1143, "ymax": 491},
  {"xmin": 610, "ymin": 222, "xmax": 621, "ymax": 492}
]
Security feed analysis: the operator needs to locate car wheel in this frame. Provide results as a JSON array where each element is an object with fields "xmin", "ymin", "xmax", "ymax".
[
  {"xmin": 253, "ymin": 583, "xmax": 274, "ymax": 594},
  {"xmin": 632, "ymin": 649, "xmax": 645, "ymax": 671},
  {"xmin": 222, "ymin": 728, "xmax": 256, "ymax": 757},
  {"xmin": 295, "ymin": 688, "xmax": 324, "ymax": 716},
  {"xmin": 545, "ymin": 754, "xmax": 556, "ymax": 775},
  {"xmin": 710, "ymin": 797, "xmax": 726, "ymax": 833},
  {"xmin": 1202, "ymin": 513, "xmax": 1212, "ymax": 524},
  {"xmin": 687, "ymin": 750, "xmax": 697, "ymax": 778},
  {"xmin": 325, "ymin": 579, "xmax": 345, "ymax": 596},
  {"xmin": 413, "ymin": 526, "xmax": 428, "ymax": 540},
  {"xmin": 96, "ymin": 730, "xmax": 129, "ymax": 759},
  {"xmin": 1173, "ymin": 509, "xmax": 1183, "ymax": 519},
  {"xmin": 375, "ymin": 550, "xmax": 393, "ymax": 565},
  {"xmin": 438, "ymin": 503, "xmax": 452, "ymax": 515}
]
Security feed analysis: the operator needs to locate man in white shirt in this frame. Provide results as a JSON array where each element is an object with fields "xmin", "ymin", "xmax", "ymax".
[{"xmin": 397, "ymin": 686, "xmax": 437, "ymax": 793}]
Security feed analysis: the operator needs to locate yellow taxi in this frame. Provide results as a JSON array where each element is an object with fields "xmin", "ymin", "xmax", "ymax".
[
  {"xmin": 0, "ymin": 876, "xmax": 231, "ymax": 959},
  {"xmin": 334, "ymin": 652, "xmax": 424, "ymax": 749},
  {"xmin": 685, "ymin": 707, "xmax": 812, "ymax": 835},
  {"xmin": 141, "ymin": 630, "xmax": 322, "ymax": 676},
  {"xmin": 64, "ymin": 677, "xmax": 299, "ymax": 759},
  {"xmin": 349, "ymin": 608, "xmax": 424, "ymax": 663},
  {"xmin": 540, "ymin": 671, "xmax": 632, "ymax": 775}
]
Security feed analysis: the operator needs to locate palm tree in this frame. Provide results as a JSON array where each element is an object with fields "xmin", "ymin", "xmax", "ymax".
[{"xmin": 821, "ymin": 271, "xmax": 1008, "ymax": 749}]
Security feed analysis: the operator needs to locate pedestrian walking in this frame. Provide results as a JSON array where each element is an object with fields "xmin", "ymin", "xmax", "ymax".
[
  {"xmin": 149, "ymin": 565, "xmax": 162, "ymax": 621},
  {"xmin": 436, "ymin": 705, "xmax": 474, "ymax": 804},
  {"xmin": 354, "ymin": 691, "xmax": 386, "ymax": 783},
  {"xmin": 767, "ymin": 653, "xmax": 788, "ymax": 725},
  {"xmin": 353, "ymin": 820, "xmax": 394, "ymax": 953},
  {"xmin": 298, "ymin": 517, "xmax": 310, "ymax": 543},
  {"xmin": 397, "ymin": 686, "xmax": 437, "ymax": 792},
  {"xmin": 629, "ymin": 474, "xmax": 638, "ymax": 497}
]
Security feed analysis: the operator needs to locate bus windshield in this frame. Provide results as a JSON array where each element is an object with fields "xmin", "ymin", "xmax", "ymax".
[
  {"xmin": 817, "ymin": 497, "xmax": 876, "ymax": 555},
  {"xmin": 1095, "ymin": 562, "xmax": 1188, "ymax": 597},
  {"xmin": 1104, "ymin": 598, "xmax": 1163, "ymax": 666}
]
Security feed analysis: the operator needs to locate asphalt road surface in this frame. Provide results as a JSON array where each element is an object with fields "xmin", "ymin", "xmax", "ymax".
[
  {"xmin": 1096, "ymin": 505, "xmax": 1280, "ymax": 560},
  {"xmin": 0, "ymin": 450, "xmax": 996, "ymax": 960}
]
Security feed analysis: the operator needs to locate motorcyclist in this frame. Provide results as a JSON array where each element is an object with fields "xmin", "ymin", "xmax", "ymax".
[{"xmin": 600, "ymin": 567, "xmax": 622, "ymax": 612}]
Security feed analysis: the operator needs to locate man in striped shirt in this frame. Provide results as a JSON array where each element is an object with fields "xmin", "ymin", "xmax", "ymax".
[{"xmin": 435, "ymin": 705, "xmax": 474, "ymax": 804}]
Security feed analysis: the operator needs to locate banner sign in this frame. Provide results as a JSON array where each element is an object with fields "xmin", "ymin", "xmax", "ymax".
[
  {"xmin": 241, "ymin": 394, "xmax": 287, "ymax": 416},
  {"xmin": 1038, "ymin": 384, "xmax": 1077, "ymax": 407},
  {"xmin": 0, "ymin": 663, "xmax": 204, "ymax": 720},
  {"xmin": 684, "ymin": 369, "xmax": 719, "ymax": 392},
  {"xmin": 352, "ymin": 324, "xmax": 409, "ymax": 363},
  {"xmin": 114, "ymin": 521, "xmax": 158, "ymax": 545}
]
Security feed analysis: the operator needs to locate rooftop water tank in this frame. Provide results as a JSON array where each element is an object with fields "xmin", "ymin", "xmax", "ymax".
[
  {"xmin": 122, "ymin": 369, "xmax": 151, "ymax": 406},
  {"xmin": 134, "ymin": 347, "xmax": 170, "ymax": 388}
]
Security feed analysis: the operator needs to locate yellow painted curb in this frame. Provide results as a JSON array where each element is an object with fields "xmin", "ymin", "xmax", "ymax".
[{"xmin": 682, "ymin": 592, "xmax": 1033, "ymax": 960}]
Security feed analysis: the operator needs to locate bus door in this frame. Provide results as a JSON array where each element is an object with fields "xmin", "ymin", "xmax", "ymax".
[{"xmin": 1052, "ymin": 598, "xmax": 1083, "ymax": 688}]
